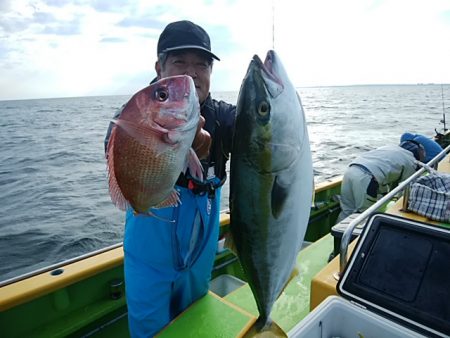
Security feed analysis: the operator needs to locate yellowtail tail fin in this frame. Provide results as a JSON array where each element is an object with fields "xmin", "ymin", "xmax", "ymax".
[{"xmin": 240, "ymin": 318, "xmax": 287, "ymax": 338}]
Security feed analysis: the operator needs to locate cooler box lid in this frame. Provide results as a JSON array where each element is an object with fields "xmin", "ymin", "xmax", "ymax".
[{"xmin": 337, "ymin": 213, "xmax": 450, "ymax": 338}]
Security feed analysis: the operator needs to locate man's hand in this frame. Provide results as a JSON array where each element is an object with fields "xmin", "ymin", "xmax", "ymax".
[{"xmin": 192, "ymin": 116, "xmax": 211, "ymax": 160}]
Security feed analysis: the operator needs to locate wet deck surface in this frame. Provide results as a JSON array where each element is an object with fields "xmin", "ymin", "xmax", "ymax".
[{"xmin": 158, "ymin": 234, "xmax": 334, "ymax": 337}]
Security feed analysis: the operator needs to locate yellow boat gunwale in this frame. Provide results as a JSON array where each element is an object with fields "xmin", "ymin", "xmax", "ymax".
[
  {"xmin": 0, "ymin": 176, "xmax": 343, "ymax": 312},
  {"xmin": 0, "ymin": 246, "xmax": 124, "ymax": 311}
]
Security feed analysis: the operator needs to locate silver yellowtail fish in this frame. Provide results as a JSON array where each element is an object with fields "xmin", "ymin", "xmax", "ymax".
[
  {"xmin": 229, "ymin": 50, "xmax": 314, "ymax": 337},
  {"xmin": 106, "ymin": 75, "xmax": 203, "ymax": 216}
]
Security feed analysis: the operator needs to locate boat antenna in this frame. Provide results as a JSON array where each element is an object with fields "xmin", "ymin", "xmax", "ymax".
[{"xmin": 441, "ymin": 84, "xmax": 447, "ymax": 132}]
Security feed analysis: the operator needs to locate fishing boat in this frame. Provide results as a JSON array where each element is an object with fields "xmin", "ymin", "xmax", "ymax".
[
  {"xmin": 1, "ymin": 133, "xmax": 449, "ymax": 338},
  {"xmin": 0, "ymin": 176, "xmax": 341, "ymax": 338}
]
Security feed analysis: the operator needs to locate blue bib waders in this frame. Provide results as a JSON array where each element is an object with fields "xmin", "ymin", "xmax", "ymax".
[{"xmin": 123, "ymin": 183, "xmax": 221, "ymax": 337}]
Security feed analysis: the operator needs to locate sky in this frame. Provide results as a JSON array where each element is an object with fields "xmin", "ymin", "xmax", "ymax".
[{"xmin": 1, "ymin": 0, "xmax": 450, "ymax": 100}]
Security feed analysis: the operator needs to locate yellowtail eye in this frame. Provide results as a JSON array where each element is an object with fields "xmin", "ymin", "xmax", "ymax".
[
  {"xmin": 155, "ymin": 88, "xmax": 168, "ymax": 101},
  {"xmin": 258, "ymin": 101, "xmax": 270, "ymax": 116}
]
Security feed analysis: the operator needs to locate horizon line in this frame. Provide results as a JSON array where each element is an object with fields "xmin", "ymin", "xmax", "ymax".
[{"xmin": 1, "ymin": 83, "xmax": 449, "ymax": 102}]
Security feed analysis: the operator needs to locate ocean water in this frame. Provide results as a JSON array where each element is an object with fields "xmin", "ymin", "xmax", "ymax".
[{"xmin": 0, "ymin": 84, "xmax": 448, "ymax": 282}]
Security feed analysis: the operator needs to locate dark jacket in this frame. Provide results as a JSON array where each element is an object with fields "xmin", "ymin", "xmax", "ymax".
[{"xmin": 198, "ymin": 94, "xmax": 235, "ymax": 183}]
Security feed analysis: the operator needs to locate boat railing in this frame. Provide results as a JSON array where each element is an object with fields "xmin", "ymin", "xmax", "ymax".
[
  {"xmin": 0, "ymin": 242, "xmax": 123, "ymax": 287},
  {"xmin": 339, "ymin": 143, "xmax": 450, "ymax": 276}
]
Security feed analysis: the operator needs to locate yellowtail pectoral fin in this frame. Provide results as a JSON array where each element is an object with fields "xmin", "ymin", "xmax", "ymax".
[
  {"xmin": 271, "ymin": 175, "xmax": 289, "ymax": 219},
  {"xmin": 240, "ymin": 318, "xmax": 287, "ymax": 338}
]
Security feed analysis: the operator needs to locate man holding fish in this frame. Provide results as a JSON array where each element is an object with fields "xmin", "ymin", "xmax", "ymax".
[
  {"xmin": 105, "ymin": 18, "xmax": 314, "ymax": 337},
  {"xmin": 105, "ymin": 20, "xmax": 235, "ymax": 337}
]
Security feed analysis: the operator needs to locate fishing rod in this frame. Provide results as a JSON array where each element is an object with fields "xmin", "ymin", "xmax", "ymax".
[
  {"xmin": 272, "ymin": 0, "xmax": 275, "ymax": 49},
  {"xmin": 441, "ymin": 84, "xmax": 447, "ymax": 132}
]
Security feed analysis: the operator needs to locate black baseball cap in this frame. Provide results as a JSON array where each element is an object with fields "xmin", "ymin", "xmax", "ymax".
[{"xmin": 157, "ymin": 20, "xmax": 220, "ymax": 61}]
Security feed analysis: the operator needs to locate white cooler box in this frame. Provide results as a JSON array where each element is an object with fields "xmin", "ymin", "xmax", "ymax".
[
  {"xmin": 289, "ymin": 296, "xmax": 424, "ymax": 337},
  {"xmin": 290, "ymin": 213, "xmax": 450, "ymax": 338}
]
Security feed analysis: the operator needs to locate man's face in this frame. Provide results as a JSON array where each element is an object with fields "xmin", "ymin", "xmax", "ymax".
[{"xmin": 156, "ymin": 50, "xmax": 212, "ymax": 104}]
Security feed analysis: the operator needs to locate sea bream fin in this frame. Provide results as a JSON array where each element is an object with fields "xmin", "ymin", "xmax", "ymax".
[
  {"xmin": 106, "ymin": 128, "xmax": 129, "ymax": 211},
  {"xmin": 183, "ymin": 148, "xmax": 204, "ymax": 181}
]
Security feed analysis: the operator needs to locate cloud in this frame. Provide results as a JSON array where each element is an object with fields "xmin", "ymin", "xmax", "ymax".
[
  {"xmin": 0, "ymin": 0, "xmax": 13, "ymax": 11},
  {"xmin": 0, "ymin": 17, "xmax": 29, "ymax": 34},
  {"xmin": 88, "ymin": 0, "xmax": 134, "ymax": 13},
  {"xmin": 117, "ymin": 17, "xmax": 163, "ymax": 29},
  {"xmin": 0, "ymin": 45, "xmax": 11, "ymax": 60},
  {"xmin": 0, "ymin": 4, "xmax": 82, "ymax": 36},
  {"xmin": 40, "ymin": 17, "xmax": 82, "ymax": 35},
  {"xmin": 44, "ymin": 0, "xmax": 81, "ymax": 7},
  {"xmin": 441, "ymin": 9, "xmax": 450, "ymax": 23},
  {"xmin": 99, "ymin": 37, "xmax": 127, "ymax": 43},
  {"xmin": 33, "ymin": 10, "xmax": 57, "ymax": 24},
  {"xmin": 43, "ymin": 0, "xmax": 131, "ymax": 12},
  {"xmin": 0, "ymin": 0, "xmax": 450, "ymax": 100}
]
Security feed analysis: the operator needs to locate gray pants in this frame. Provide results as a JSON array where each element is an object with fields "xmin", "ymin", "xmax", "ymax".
[{"xmin": 338, "ymin": 166, "xmax": 377, "ymax": 222}]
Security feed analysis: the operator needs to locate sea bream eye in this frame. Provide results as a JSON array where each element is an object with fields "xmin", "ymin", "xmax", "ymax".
[
  {"xmin": 155, "ymin": 88, "xmax": 168, "ymax": 101},
  {"xmin": 258, "ymin": 101, "xmax": 270, "ymax": 117}
]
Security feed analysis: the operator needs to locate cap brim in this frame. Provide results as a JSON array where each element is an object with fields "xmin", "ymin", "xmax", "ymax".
[{"xmin": 161, "ymin": 45, "xmax": 220, "ymax": 61}]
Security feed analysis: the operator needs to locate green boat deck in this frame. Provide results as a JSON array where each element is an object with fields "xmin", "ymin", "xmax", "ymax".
[
  {"xmin": 86, "ymin": 234, "xmax": 334, "ymax": 338},
  {"xmin": 222, "ymin": 234, "xmax": 334, "ymax": 334}
]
